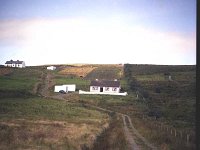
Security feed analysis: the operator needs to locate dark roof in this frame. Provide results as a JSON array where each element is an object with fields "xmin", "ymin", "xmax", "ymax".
[
  {"xmin": 5, "ymin": 60, "xmax": 24, "ymax": 64},
  {"xmin": 90, "ymin": 80, "xmax": 120, "ymax": 87}
]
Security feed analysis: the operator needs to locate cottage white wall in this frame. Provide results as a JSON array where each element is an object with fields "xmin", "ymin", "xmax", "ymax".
[
  {"xmin": 103, "ymin": 87, "xmax": 120, "ymax": 93},
  {"xmin": 22, "ymin": 62, "xmax": 25, "ymax": 68},
  {"xmin": 18, "ymin": 64, "xmax": 24, "ymax": 68},
  {"xmin": 5, "ymin": 61, "xmax": 25, "ymax": 68},
  {"xmin": 4, "ymin": 64, "xmax": 11, "ymax": 67},
  {"xmin": 79, "ymin": 90, "xmax": 127, "ymax": 96},
  {"xmin": 90, "ymin": 86, "xmax": 120, "ymax": 93}
]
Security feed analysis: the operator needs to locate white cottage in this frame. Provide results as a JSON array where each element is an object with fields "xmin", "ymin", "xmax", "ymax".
[
  {"xmin": 47, "ymin": 66, "xmax": 56, "ymax": 70},
  {"xmin": 90, "ymin": 79, "xmax": 121, "ymax": 93},
  {"xmin": 5, "ymin": 60, "xmax": 25, "ymax": 68}
]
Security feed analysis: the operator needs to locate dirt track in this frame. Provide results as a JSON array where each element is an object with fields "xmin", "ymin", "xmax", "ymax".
[{"xmin": 38, "ymin": 72, "xmax": 157, "ymax": 150}]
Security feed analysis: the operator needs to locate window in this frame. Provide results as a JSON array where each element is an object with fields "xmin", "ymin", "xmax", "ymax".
[
  {"xmin": 105, "ymin": 87, "xmax": 110, "ymax": 91},
  {"xmin": 92, "ymin": 86, "xmax": 98, "ymax": 90},
  {"xmin": 112, "ymin": 87, "xmax": 117, "ymax": 91}
]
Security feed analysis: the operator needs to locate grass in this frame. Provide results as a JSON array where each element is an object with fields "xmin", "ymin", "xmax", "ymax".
[
  {"xmin": 123, "ymin": 64, "xmax": 196, "ymax": 149},
  {"xmin": 85, "ymin": 65, "xmax": 122, "ymax": 80},
  {"xmin": 0, "ymin": 68, "xmax": 44, "ymax": 98},
  {"xmin": 0, "ymin": 97, "xmax": 109, "ymax": 149},
  {"xmin": 92, "ymin": 114, "xmax": 128, "ymax": 150},
  {"xmin": 0, "ymin": 64, "xmax": 196, "ymax": 149},
  {"xmin": 135, "ymin": 73, "xmax": 167, "ymax": 81},
  {"xmin": 0, "ymin": 67, "xmax": 43, "ymax": 97},
  {"xmin": 54, "ymin": 75, "xmax": 90, "ymax": 91},
  {"xmin": 0, "ymin": 97, "xmax": 108, "ymax": 122},
  {"xmin": 58, "ymin": 65, "xmax": 96, "ymax": 77}
]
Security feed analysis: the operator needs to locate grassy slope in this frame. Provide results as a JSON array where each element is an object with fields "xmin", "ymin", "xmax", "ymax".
[
  {"xmin": 0, "ymin": 97, "xmax": 109, "ymax": 150},
  {"xmin": 53, "ymin": 64, "xmax": 125, "ymax": 91},
  {"xmin": 85, "ymin": 65, "xmax": 122, "ymax": 80},
  {"xmin": 0, "ymin": 67, "xmax": 110, "ymax": 150},
  {"xmin": 0, "ymin": 67, "xmax": 43, "ymax": 98},
  {"xmin": 0, "ymin": 64, "xmax": 196, "ymax": 149},
  {"xmin": 54, "ymin": 76, "xmax": 90, "ymax": 91}
]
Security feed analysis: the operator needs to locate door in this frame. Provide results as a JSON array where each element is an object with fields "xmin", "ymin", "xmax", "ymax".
[{"xmin": 100, "ymin": 87, "xmax": 103, "ymax": 92}]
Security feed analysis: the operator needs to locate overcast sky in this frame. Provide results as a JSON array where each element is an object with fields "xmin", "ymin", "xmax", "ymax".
[{"xmin": 0, "ymin": 0, "xmax": 196, "ymax": 66}]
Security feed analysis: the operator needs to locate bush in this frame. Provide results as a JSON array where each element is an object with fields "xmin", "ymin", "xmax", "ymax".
[{"xmin": 155, "ymin": 87, "xmax": 161, "ymax": 93}]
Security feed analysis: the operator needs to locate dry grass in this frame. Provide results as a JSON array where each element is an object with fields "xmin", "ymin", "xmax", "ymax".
[
  {"xmin": 92, "ymin": 114, "xmax": 128, "ymax": 150},
  {"xmin": 0, "ymin": 68, "xmax": 13, "ymax": 76},
  {"xmin": 0, "ymin": 119, "xmax": 109, "ymax": 150},
  {"xmin": 58, "ymin": 66, "xmax": 97, "ymax": 77}
]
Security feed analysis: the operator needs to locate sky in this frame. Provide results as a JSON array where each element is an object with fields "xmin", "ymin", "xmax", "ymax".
[{"xmin": 0, "ymin": 0, "xmax": 196, "ymax": 66}]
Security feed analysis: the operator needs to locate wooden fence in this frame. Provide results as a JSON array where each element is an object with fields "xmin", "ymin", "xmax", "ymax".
[{"xmin": 141, "ymin": 114, "xmax": 195, "ymax": 145}]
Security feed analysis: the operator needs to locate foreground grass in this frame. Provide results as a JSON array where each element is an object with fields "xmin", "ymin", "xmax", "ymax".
[
  {"xmin": 92, "ymin": 114, "xmax": 128, "ymax": 150},
  {"xmin": 0, "ymin": 97, "xmax": 109, "ymax": 150}
]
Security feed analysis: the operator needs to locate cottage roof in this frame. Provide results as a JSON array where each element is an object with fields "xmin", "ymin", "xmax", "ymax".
[
  {"xmin": 90, "ymin": 80, "xmax": 120, "ymax": 87},
  {"xmin": 5, "ymin": 60, "xmax": 24, "ymax": 64}
]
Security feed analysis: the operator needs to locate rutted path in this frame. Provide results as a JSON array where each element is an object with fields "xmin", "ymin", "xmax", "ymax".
[
  {"xmin": 38, "ymin": 72, "xmax": 157, "ymax": 150},
  {"xmin": 38, "ymin": 72, "xmax": 66, "ymax": 100},
  {"xmin": 122, "ymin": 115, "xmax": 140, "ymax": 150},
  {"xmin": 124, "ymin": 115, "xmax": 157, "ymax": 150},
  {"xmin": 82, "ymin": 104, "xmax": 157, "ymax": 150}
]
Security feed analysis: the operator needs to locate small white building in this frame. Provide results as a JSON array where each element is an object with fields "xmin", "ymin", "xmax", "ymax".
[
  {"xmin": 5, "ymin": 60, "xmax": 25, "ymax": 68},
  {"xmin": 54, "ymin": 84, "xmax": 76, "ymax": 92},
  {"xmin": 47, "ymin": 66, "xmax": 56, "ymax": 70}
]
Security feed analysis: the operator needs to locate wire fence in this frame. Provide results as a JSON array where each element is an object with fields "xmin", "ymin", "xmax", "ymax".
[{"xmin": 140, "ymin": 114, "xmax": 195, "ymax": 145}]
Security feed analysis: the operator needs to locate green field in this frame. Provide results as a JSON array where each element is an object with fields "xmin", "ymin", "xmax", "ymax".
[
  {"xmin": 0, "ymin": 97, "xmax": 108, "ymax": 122},
  {"xmin": 0, "ymin": 67, "xmax": 111, "ymax": 150},
  {"xmin": 0, "ymin": 67, "xmax": 44, "ymax": 98},
  {"xmin": 0, "ymin": 97, "xmax": 109, "ymax": 149},
  {"xmin": 54, "ymin": 75, "xmax": 90, "ymax": 91}
]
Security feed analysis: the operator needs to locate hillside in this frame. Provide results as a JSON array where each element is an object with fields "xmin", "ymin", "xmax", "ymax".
[
  {"xmin": 124, "ymin": 64, "xmax": 196, "ymax": 123},
  {"xmin": 0, "ymin": 66, "xmax": 110, "ymax": 150},
  {"xmin": 0, "ymin": 64, "xmax": 196, "ymax": 150},
  {"xmin": 85, "ymin": 64, "xmax": 123, "ymax": 80},
  {"xmin": 123, "ymin": 64, "xmax": 196, "ymax": 148}
]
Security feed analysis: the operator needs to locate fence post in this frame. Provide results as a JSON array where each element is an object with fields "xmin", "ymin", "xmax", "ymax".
[
  {"xmin": 174, "ymin": 129, "xmax": 177, "ymax": 137},
  {"xmin": 160, "ymin": 124, "xmax": 161, "ymax": 130},
  {"xmin": 180, "ymin": 131, "xmax": 182, "ymax": 139},
  {"xmin": 187, "ymin": 134, "xmax": 190, "ymax": 144}
]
